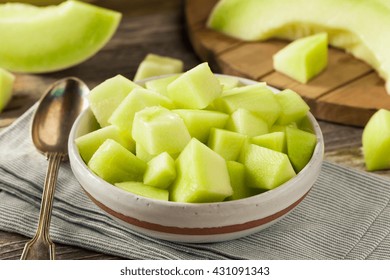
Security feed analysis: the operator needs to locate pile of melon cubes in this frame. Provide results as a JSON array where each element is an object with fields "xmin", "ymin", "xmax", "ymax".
[{"xmin": 76, "ymin": 62, "xmax": 317, "ymax": 203}]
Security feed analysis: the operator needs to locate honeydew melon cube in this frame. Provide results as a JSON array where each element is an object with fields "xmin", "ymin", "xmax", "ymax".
[
  {"xmin": 134, "ymin": 54, "xmax": 184, "ymax": 81},
  {"xmin": 136, "ymin": 143, "xmax": 154, "ymax": 163},
  {"xmin": 239, "ymin": 144, "xmax": 296, "ymax": 190},
  {"xmin": 172, "ymin": 109, "xmax": 229, "ymax": 143},
  {"xmin": 88, "ymin": 139, "xmax": 146, "ymax": 184},
  {"xmin": 213, "ymin": 83, "xmax": 281, "ymax": 126},
  {"xmin": 221, "ymin": 82, "xmax": 266, "ymax": 96},
  {"xmin": 275, "ymin": 89, "xmax": 310, "ymax": 125},
  {"xmin": 225, "ymin": 161, "xmax": 259, "ymax": 201},
  {"xmin": 297, "ymin": 115, "xmax": 315, "ymax": 134},
  {"xmin": 143, "ymin": 152, "xmax": 176, "ymax": 189},
  {"xmin": 286, "ymin": 127, "xmax": 317, "ymax": 173},
  {"xmin": 132, "ymin": 106, "xmax": 191, "ymax": 156},
  {"xmin": 251, "ymin": 131, "xmax": 286, "ymax": 153},
  {"xmin": 167, "ymin": 62, "xmax": 222, "ymax": 109},
  {"xmin": 207, "ymin": 128, "xmax": 247, "ymax": 161},
  {"xmin": 108, "ymin": 88, "xmax": 174, "ymax": 138},
  {"xmin": 273, "ymin": 33, "xmax": 328, "ymax": 83},
  {"xmin": 87, "ymin": 75, "xmax": 141, "ymax": 127},
  {"xmin": 226, "ymin": 108, "xmax": 268, "ymax": 137},
  {"xmin": 145, "ymin": 74, "xmax": 180, "ymax": 96},
  {"xmin": 217, "ymin": 75, "xmax": 240, "ymax": 90},
  {"xmin": 115, "ymin": 182, "xmax": 169, "ymax": 201},
  {"xmin": 170, "ymin": 138, "xmax": 233, "ymax": 203},
  {"xmin": 270, "ymin": 122, "xmax": 297, "ymax": 133},
  {"xmin": 0, "ymin": 68, "xmax": 15, "ymax": 112},
  {"xmin": 75, "ymin": 125, "xmax": 135, "ymax": 164},
  {"xmin": 362, "ymin": 109, "xmax": 390, "ymax": 171}
]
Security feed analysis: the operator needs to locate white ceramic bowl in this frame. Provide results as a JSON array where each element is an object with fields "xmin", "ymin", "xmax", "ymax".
[{"xmin": 68, "ymin": 75, "xmax": 324, "ymax": 243}]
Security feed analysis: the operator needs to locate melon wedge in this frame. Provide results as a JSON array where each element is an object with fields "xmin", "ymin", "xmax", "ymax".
[
  {"xmin": 208, "ymin": 0, "xmax": 390, "ymax": 94},
  {"xmin": 0, "ymin": 0, "xmax": 121, "ymax": 73},
  {"xmin": 0, "ymin": 68, "xmax": 14, "ymax": 112}
]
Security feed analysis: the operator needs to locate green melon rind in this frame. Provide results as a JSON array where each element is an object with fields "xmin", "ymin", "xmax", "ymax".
[
  {"xmin": 0, "ymin": 68, "xmax": 15, "ymax": 112},
  {"xmin": 207, "ymin": 0, "xmax": 390, "ymax": 94}
]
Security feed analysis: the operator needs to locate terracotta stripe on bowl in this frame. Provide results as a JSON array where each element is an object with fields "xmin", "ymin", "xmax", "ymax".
[{"xmin": 84, "ymin": 189, "xmax": 309, "ymax": 236}]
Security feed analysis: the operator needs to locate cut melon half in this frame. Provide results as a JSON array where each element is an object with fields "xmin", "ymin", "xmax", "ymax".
[
  {"xmin": 208, "ymin": 0, "xmax": 390, "ymax": 94},
  {"xmin": 0, "ymin": 0, "xmax": 121, "ymax": 73}
]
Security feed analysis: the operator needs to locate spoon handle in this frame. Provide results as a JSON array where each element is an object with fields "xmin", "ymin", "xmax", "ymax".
[{"xmin": 20, "ymin": 152, "xmax": 63, "ymax": 260}]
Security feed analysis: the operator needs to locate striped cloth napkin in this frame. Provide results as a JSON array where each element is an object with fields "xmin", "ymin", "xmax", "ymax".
[{"xmin": 1, "ymin": 105, "xmax": 390, "ymax": 259}]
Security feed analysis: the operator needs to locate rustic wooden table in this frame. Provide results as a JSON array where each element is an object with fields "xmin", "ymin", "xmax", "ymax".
[{"xmin": 0, "ymin": 0, "xmax": 389, "ymax": 260}]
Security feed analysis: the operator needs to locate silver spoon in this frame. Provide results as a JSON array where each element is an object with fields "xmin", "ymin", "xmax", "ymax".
[{"xmin": 20, "ymin": 77, "xmax": 89, "ymax": 260}]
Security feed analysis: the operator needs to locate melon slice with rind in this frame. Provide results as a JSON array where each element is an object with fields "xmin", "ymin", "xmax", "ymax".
[
  {"xmin": 273, "ymin": 33, "xmax": 328, "ymax": 83},
  {"xmin": 0, "ymin": 68, "xmax": 15, "ymax": 112},
  {"xmin": 207, "ymin": 0, "xmax": 390, "ymax": 94},
  {"xmin": 88, "ymin": 139, "xmax": 146, "ymax": 184},
  {"xmin": 0, "ymin": 0, "xmax": 121, "ymax": 73}
]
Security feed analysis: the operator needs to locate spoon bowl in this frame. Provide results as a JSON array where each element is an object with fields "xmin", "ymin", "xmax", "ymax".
[{"xmin": 20, "ymin": 77, "xmax": 89, "ymax": 260}]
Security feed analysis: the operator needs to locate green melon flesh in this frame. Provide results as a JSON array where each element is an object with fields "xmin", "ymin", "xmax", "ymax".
[
  {"xmin": 226, "ymin": 108, "xmax": 269, "ymax": 137},
  {"xmin": 0, "ymin": 0, "xmax": 121, "ymax": 73},
  {"xmin": 0, "ymin": 68, "xmax": 15, "ymax": 112},
  {"xmin": 87, "ymin": 75, "xmax": 141, "ymax": 127},
  {"xmin": 108, "ymin": 88, "xmax": 174, "ymax": 138},
  {"xmin": 172, "ymin": 109, "xmax": 229, "ymax": 143},
  {"xmin": 135, "ymin": 143, "xmax": 154, "ymax": 163},
  {"xmin": 226, "ymin": 161, "xmax": 259, "ymax": 200},
  {"xmin": 170, "ymin": 138, "xmax": 233, "ymax": 203},
  {"xmin": 115, "ymin": 182, "xmax": 169, "ymax": 201},
  {"xmin": 286, "ymin": 127, "xmax": 317, "ymax": 173},
  {"xmin": 217, "ymin": 75, "xmax": 240, "ymax": 90},
  {"xmin": 251, "ymin": 131, "xmax": 286, "ymax": 153},
  {"xmin": 132, "ymin": 106, "xmax": 191, "ymax": 156},
  {"xmin": 143, "ymin": 152, "xmax": 176, "ymax": 189},
  {"xmin": 273, "ymin": 33, "xmax": 328, "ymax": 83},
  {"xmin": 362, "ymin": 109, "xmax": 390, "ymax": 171},
  {"xmin": 145, "ymin": 74, "xmax": 180, "ymax": 96},
  {"xmin": 167, "ymin": 62, "xmax": 222, "ymax": 109},
  {"xmin": 207, "ymin": 128, "xmax": 247, "ymax": 161},
  {"xmin": 213, "ymin": 83, "xmax": 281, "ymax": 127},
  {"xmin": 239, "ymin": 143, "xmax": 296, "ymax": 190},
  {"xmin": 134, "ymin": 54, "xmax": 184, "ymax": 82},
  {"xmin": 88, "ymin": 139, "xmax": 146, "ymax": 184},
  {"xmin": 75, "ymin": 125, "xmax": 135, "ymax": 164},
  {"xmin": 207, "ymin": 0, "xmax": 390, "ymax": 94},
  {"xmin": 275, "ymin": 89, "xmax": 310, "ymax": 125}
]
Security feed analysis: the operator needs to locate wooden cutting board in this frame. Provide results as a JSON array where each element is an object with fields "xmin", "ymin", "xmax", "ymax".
[{"xmin": 185, "ymin": 0, "xmax": 390, "ymax": 127}]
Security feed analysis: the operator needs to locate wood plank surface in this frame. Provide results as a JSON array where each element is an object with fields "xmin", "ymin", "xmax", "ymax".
[{"xmin": 185, "ymin": 0, "xmax": 390, "ymax": 127}]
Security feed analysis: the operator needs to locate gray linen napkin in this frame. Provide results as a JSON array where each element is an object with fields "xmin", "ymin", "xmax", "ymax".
[{"xmin": 1, "ymin": 105, "xmax": 390, "ymax": 260}]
